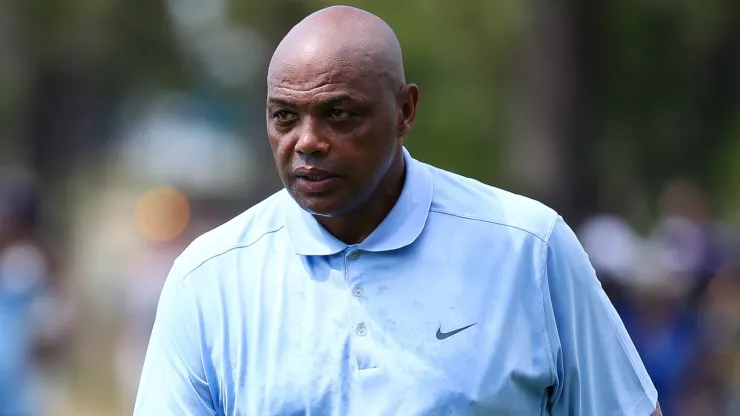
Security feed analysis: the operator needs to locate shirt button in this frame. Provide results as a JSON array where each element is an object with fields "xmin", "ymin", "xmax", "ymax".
[
  {"xmin": 347, "ymin": 250, "xmax": 361, "ymax": 260},
  {"xmin": 355, "ymin": 322, "xmax": 367, "ymax": 337},
  {"xmin": 352, "ymin": 285, "xmax": 364, "ymax": 297}
]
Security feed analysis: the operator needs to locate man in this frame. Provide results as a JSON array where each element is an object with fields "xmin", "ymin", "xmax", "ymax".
[
  {"xmin": 135, "ymin": 6, "xmax": 661, "ymax": 415},
  {"xmin": 0, "ymin": 174, "xmax": 65, "ymax": 415}
]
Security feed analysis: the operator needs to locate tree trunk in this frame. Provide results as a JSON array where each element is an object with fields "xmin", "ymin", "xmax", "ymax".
[{"xmin": 511, "ymin": 0, "xmax": 604, "ymax": 225}]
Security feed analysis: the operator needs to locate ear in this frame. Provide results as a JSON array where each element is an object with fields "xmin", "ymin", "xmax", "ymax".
[{"xmin": 396, "ymin": 83, "xmax": 420, "ymax": 138}]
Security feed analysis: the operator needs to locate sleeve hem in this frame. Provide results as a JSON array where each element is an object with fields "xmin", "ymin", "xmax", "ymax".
[{"xmin": 626, "ymin": 393, "xmax": 658, "ymax": 416}]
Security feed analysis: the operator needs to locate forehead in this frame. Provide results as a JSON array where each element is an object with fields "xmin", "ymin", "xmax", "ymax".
[{"xmin": 267, "ymin": 51, "xmax": 388, "ymax": 104}]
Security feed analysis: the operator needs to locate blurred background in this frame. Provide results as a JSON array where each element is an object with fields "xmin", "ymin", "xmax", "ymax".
[{"xmin": 0, "ymin": 0, "xmax": 739, "ymax": 415}]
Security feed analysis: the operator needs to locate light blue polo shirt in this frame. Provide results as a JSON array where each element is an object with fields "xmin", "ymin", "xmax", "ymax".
[{"xmin": 134, "ymin": 148, "xmax": 658, "ymax": 415}]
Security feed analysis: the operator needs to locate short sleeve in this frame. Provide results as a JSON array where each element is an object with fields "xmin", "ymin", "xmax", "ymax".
[
  {"xmin": 133, "ymin": 263, "xmax": 218, "ymax": 415},
  {"xmin": 543, "ymin": 216, "xmax": 658, "ymax": 416}
]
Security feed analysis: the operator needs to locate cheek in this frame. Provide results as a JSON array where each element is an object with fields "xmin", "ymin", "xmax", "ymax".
[
  {"xmin": 267, "ymin": 127, "xmax": 281, "ymax": 148},
  {"xmin": 356, "ymin": 126, "xmax": 397, "ymax": 165},
  {"xmin": 268, "ymin": 133, "xmax": 292, "ymax": 162}
]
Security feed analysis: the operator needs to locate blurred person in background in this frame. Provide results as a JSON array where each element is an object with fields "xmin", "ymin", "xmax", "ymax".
[
  {"xmin": 697, "ymin": 259, "xmax": 740, "ymax": 415},
  {"xmin": 637, "ymin": 179, "xmax": 736, "ymax": 414},
  {"xmin": 0, "ymin": 172, "xmax": 71, "ymax": 415},
  {"xmin": 590, "ymin": 178, "xmax": 737, "ymax": 415},
  {"xmin": 577, "ymin": 191, "xmax": 643, "ymax": 310},
  {"xmin": 650, "ymin": 179, "xmax": 734, "ymax": 306},
  {"xmin": 619, "ymin": 281, "xmax": 702, "ymax": 416}
]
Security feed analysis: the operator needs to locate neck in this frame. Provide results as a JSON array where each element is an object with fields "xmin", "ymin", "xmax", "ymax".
[{"xmin": 316, "ymin": 154, "xmax": 406, "ymax": 245}]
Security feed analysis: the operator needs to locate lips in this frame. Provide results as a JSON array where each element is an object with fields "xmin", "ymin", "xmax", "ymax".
[{"xmin": 293, "ymin": 167, "xmax": 343, "ymax": 193}]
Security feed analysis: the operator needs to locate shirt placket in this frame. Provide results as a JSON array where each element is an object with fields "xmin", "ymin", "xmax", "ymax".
[{"xmin": 344, "ymin": 247, "xmax": 378, "ymax": 370}]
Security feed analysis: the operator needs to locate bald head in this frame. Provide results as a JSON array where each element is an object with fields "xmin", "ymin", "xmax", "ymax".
[
  {"xmin": 268, "ymin": 6, "xmax": 406, "ymax": 91},
  {"xmin": 266, "ymin": 6, "xmax": 420, "ymax": 223}
]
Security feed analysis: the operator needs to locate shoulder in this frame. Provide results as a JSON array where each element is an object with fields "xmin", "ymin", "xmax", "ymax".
[
  {"xmin": 425, "ymin": 163, "xmax": 559, "ymax": 244},
  {"xmin": 172, "ymin": 190, "xmax": 290, "ymax": 277}
]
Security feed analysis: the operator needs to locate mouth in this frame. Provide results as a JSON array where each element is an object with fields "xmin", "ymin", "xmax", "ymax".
[
  {"xmin": 293, "ymin": 167, "xmax": 343, "ymax": 194},
  {"xmin": 299, "ymin": 174, "xmax": 334, "ymax": 182}
]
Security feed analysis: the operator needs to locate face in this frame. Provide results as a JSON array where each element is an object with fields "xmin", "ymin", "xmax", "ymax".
[{"xmin": 267, "ymin": 57, "xmax": 417, "ymax": 217}]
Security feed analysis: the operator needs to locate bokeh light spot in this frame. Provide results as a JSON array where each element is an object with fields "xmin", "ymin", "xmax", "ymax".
[{"xmin": 134, "ymin": 187, "xmax": 190, "ymax": 242}]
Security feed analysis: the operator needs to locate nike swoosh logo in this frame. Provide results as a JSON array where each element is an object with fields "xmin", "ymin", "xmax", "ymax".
[{"xmin": 436, "ymin": 323, "xmax": 476, "ymax": 340}]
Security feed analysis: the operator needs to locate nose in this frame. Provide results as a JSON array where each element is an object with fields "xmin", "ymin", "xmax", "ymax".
[{"xmin": 295, "ymin": 117, "xmax": 329, "ymax": 157}]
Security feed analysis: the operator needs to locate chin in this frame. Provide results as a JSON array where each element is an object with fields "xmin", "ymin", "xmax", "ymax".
[{"xmin": 292, "ymin": 193, "xmax": 350, "ymax": 218}]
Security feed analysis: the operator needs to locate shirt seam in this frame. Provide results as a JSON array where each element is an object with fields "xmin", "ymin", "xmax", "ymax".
[
  {"xmin": 626, "ymin": 393, "xmax": 648, "ymax": 416},
  {"xmin": 429, "ymin": 208, "xmax": 548, "ymax": 243},
  {"xmin": 179, "ymin": 226, "xmax": 285, "ymax": 281},
  {"xmin": 540, "ymin": 215, "xmax": 559, "ymax": 390}
]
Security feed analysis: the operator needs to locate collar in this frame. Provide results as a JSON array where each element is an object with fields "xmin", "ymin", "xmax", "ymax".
[{"xmin": 284, "ymin": 147, "xmax": 434, "ymax": 256}]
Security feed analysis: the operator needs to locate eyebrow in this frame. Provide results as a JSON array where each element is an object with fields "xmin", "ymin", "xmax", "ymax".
[
  {"xmin": 266, "ymin": 94, "xmax": 366, "ymax": 108},
  {"xmin": 266, "ymin": 98, "xmax": 297, "ymax": 108},
  {"xmin": 318, "ymin": 95, "xmax": 358, "ymax": 106}
]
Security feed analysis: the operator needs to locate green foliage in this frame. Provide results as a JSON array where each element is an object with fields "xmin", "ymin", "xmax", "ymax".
[
  {"xmin": 5, "ymin": 0, "xmax": 740, "ymax": 221},
  {"xmin": 601, "ymin": 0, "xmax": 740, "ymax": 201},
  {"xmin": 712, "ymin": 120, "xmax": 740, "ymax": 222},
  {"xmin": 17, "ymin": 0, "xmax": 184, "ymax": 86}
]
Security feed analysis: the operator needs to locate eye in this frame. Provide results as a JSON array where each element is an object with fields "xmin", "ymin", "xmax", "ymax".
[
  {"xmin": 328, "ymin": 109, "xmax": 351, "ymax": 119},
  {"xmin": 273, "ymin": 110, "xmax": 297, "ymax": 122}
]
